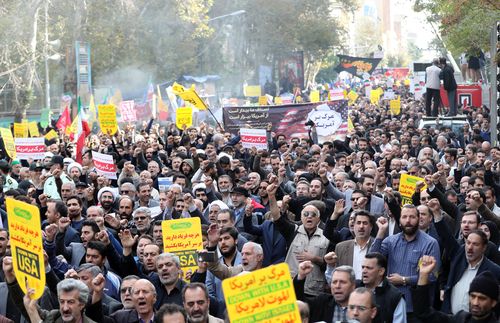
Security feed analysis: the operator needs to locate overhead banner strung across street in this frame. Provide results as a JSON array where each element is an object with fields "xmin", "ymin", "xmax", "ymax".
[
  {"xmin": 335, "ymin": 55, "xmax": 381, "ymax": 77},
  {"xmin": 223, "ymin": 100, "xmax": 348, "ymax": 143}
]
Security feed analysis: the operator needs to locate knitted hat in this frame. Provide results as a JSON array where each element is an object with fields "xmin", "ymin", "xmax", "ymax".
[{"xmin": 469, "ymin": 271, "xmax": 499, "ymax": 300}]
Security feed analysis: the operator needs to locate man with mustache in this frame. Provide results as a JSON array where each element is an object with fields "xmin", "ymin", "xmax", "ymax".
[
  {"xmin": 325, "ymin": 210, "xmax": 375, "ymax": 280},
  {"xmin": 370, "ymin": 204, "xmax": 440, "ymax": 321},
  {"xmin": 182, "ymin": 283, "xmax": 223, "ymax": 323}
]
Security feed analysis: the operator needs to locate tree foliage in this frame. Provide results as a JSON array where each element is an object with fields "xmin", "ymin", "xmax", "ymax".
[{"xmin": 414, "ymin": 0, "xmax": 499, "ymax": 55}]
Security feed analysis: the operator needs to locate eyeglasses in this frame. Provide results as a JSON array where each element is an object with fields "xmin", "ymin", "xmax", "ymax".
[
  {"xmin": 120, "ymin": 287, "xmax": 132, "ymax": 294},
  {"xmin": 348, "ymin": 305, "xmax": 371, "ymax": 312},
  {"xmin": 134, "ymin": 216, "xmax": 148, "ymax": 221},
  {"xmin": 121, "ymin": 190, "xmax": 129, "ymax": 194},
  {"xmin": 302, "ymin": 211, "xmax": 319, "ymax": 218}
]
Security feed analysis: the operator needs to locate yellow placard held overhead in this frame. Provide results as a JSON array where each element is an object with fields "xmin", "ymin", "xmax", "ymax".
[
  {"xmin": 175, "ymin": 107, "xmax": 193, "ymax": 129},
  {"xmin": 98, "ymin": 104, "xmax": 118, "ymax": 135},
  {"xmin": 390, "ymin": 96, "xmax": 401, "ymax": 115},
  {"xmin": 162, "ymin": 217, "xmax": 202, "ymax": 277},
  {"xmin": 172, "ymin": 83, "xmax": 207, "ymax": 110},
  {"xmin": 399, "ymin": 173, "xmax": 426, "ymax": 205},
  {"xmin": 274, "ymin": 97, "xmax": 283, "ymax": 105},
  {"xmin": 44, "ymin": 129, "xmax": 58, "ymax": 141},
  {"xmin": 13, "ymin": 123, "xmax": 28, "ymax": 138},
  {"xmin": 0, "ymin": 128, "xmax": 16, "ymax": 159},
  {"xmin": 310, "ymin": 90, "xmax": 320, "ymax": 103},
  {"xmin": 243, "ymin": 85, "xmax": 261, "ymax": 97},
  {"xmin": 222, "ymin": 263, "xmax": 301, "ymax": 323},
  {"xmin": 28, "ymin": 122, "xmax": 39, "ymax": 137},
  {"xmin": 7, "ymin": 198, "xmax": 45, "ymax": 299},
  {"xmin": 347, "ymin": 90, "xmax": 359, "ymax": 104},
  {"xmin": 370, "ymin": 88, "xmax": 383, "ymax": 105}
]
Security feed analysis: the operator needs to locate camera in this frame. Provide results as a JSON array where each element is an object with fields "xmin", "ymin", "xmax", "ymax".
[{"xmin": 305, "ymin": 120, "xmax": 315, "ymax": 127}]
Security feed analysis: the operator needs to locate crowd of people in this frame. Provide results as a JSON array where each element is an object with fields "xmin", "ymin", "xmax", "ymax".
[{"xmin": 0, "ymin": 75, "xmax": 498, "ymax": 323}]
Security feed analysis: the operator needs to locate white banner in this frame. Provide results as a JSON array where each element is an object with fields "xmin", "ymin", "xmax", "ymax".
[
  {"xmin": 14, "ymin": 138, "xmax": 45, "ymax": 160},
  {"xmin": 240, "ymin": 128, "xmax": 267, "ymax": 150},
  {"xmin": 119, "ymin": 100, "xmax": 137, "ymax": 122},
  {"xmin": 92, "ymin": 151, "xmax": 117, "ymax": 179}
]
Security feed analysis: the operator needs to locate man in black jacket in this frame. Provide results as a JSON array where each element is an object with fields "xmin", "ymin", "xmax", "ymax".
[
  {"xmin": 439, "ymin": 57, "xmax": 458, "ymax": 117},
  {"xmin": 294, "ymin": 261, "xmax": 355, "ymax": 322},
  {"xmin": 413, "ymin": 255, "xmax": 498, "ymax": 323},
  {"xmin": 362, "ymin": 252, "xmax": 406, "ymax": 323}
]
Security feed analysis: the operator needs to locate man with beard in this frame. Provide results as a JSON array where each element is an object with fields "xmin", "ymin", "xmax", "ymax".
[
  {"xmin": 118, "ymin": 196, "xmax": 134, "ymax": 222},
  {"xmin": 216, "ymin": 210, "xmax": 248, "ymax": 251},
  {"xmin": 335, "ymin": 189, "xmax": 370, "ymax": 230},
  {"xmin": 98, "ymin": 187, "xmax": 118, "ymax": 215},
  {"xmin": 151, "ymin": 253, "xmax": 186, "ymax": 308},
  {"xmin": 133, "ymin": 207, "xmax": 153, "ymax": 236},
  {"xmin": 182, "ymin": 283, "xmax": 223, "ymax": 323},
  {"xmin": 152, "ymin": 221, "xmax": 163, "ymax": 250},
  {"xmin": 66, "ymin": 195, "xmax": 85, "ymax": 232},
  {"xmin": 119, "ymin": 182, "xmax": 137, "ymax": 201},
  {"xmin": 217, "ymin": 175, "xmax": 233, "ymax": 207},
  {"xmin": 205, "ymin": 227, "xmax": 241, "ymax": 317},
  {"xmin": 370, "ymin": 204, "xmax": 441, "ymax": 318},
  {"xmin": 67, "ymin": 162, "xmax": 84, "ymax": 182},
  {"xmin": 205, "ymin": 241, "xmax": 264, "ymax": 279},
  {"xmin": 413, "ymin": 255, "xmax": 499, "ymax": 323}
]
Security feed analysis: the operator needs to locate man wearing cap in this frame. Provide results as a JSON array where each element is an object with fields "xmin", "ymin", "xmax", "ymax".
[
  {"xmin": 229, "ymin": 187, "xmax": 258, "ymax": 240},
  {"xmin": 43, "ymin": 155, "xmax": 73, "ymax": 200},
  {"xmin": 10, "ymin": 160, "xmax": 21, "ymax": 182},
  {"xmin": 414, "ymin": 255, "xmax": 498, "ymax": 323},
  {"xmin": 0, "ymin": 160, "xmax": 17, "ymax": 192}
]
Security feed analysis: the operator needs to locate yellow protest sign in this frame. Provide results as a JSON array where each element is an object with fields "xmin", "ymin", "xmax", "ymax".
[
  {"xmin": 222, "ymin": 263, "xmax": 301, "ymax": 323},
  {"xmin": 162, "ymin": 217, "xmax": 202, "ymax": 277},
  {"xmin": 370, "ymin": 88, "xmax": 383, "ymax": 105},
  {"xmin": 274, "ymin": 97, "xmax": 283, "ymax": 105},
  {"xmin": 348, "ymin": 116, "xmax": 354, "ymax": 132},
  {"xmin": 175, "ymin": 107, "xmax": 193, "ymax": 129},
  {"xmin": 399, "ymin": 173, "xmax": 426, "ymax": 205},
  {"xmin": 28, "ymin": 122, "xmax": 39, "ymax": 137},
  {"xmin": 347, "ymin": 90, "xmax": 359, "ymax": 104},
  {"xmin": 258, "ymin": 96, "xmax": 268, "ymax": 106},
  {"xmin": 14, "ymin": 122, "xmax": 28, "ymax": 138},
  {"xmin": 390, "ymin": 97, "xmax": 401, "ymax": 115},
  {"xmin": 243, "ymin": 85, "xmax": 261, "ymax": 97},
  {"xmin": 172, "ymin": 83, "xmax": 207, "ymax": 110},
  {"xmin": 310, "ymin": 90, "xmax": 320, "ymax": 103},
  {"xmin": 44, "ymin": 129, "xmax": 58, "ymax": 141},
  {"xmin": 98, "ymin": 104, "xmax": 118, "ymax": 135},
  {"xmin": 0, "ymin": 128, "xmax": 16, "ymax": 159},
  {"xmin": 7, "ymin": 198, "xmax": 45, "ymax": 299}
]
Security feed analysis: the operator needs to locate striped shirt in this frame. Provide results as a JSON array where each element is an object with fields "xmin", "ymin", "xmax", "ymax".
[{"xmin": 370, "ymin": 230, "xmax": 441, "ymax": 312}]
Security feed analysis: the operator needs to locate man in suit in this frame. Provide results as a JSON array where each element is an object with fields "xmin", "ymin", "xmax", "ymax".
[
  {"xmin": 429, "ymin": 198, "xmax": 500, "ymax": 314},
  {"xmin": 325, "ymin": 211, "xmax": 375, "ymax": 280},
  {"xmin": 328, "ymin": 174, "xmax": 385, "ymax": 226}
]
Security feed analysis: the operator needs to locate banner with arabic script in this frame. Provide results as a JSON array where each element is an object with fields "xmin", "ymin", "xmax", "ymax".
[
  {"xmin": 14, "ymin": 138, "xmax": 45, "ymax": 160},
  {"xmin": 162, "ymin": 217, "xmax": 203, "ymax": 278},
  {"xmin": 7, "ymin": 198, "xmax": 46, "ymax": 299},
  {"xmin": 335, "ymin": 55, "xmax": 381, "ymax": 76},
  {"xmin": 223, "ymin": 100, "xmax": 348, "ymax": 143},
  {"xmin": 222, "ymin": 263, "xmax": 301, "ymax": 323},
  {"xmin": 92, "ymin": 151, "xmax": 117, "ymax": 179},
  {"xmin": 240, "ymin": 128, "xmax": 267, "ymax": 150}
]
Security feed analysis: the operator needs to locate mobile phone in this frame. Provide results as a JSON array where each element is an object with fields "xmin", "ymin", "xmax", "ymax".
[{"xmin": 197, "ymin": 251, "xmax": 217, "ymax": 263}]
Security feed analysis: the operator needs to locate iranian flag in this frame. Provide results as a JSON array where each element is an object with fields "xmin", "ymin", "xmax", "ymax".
[{"xmin": 74, "ymin": 97, "xmax": 91, "ymax": 164}]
